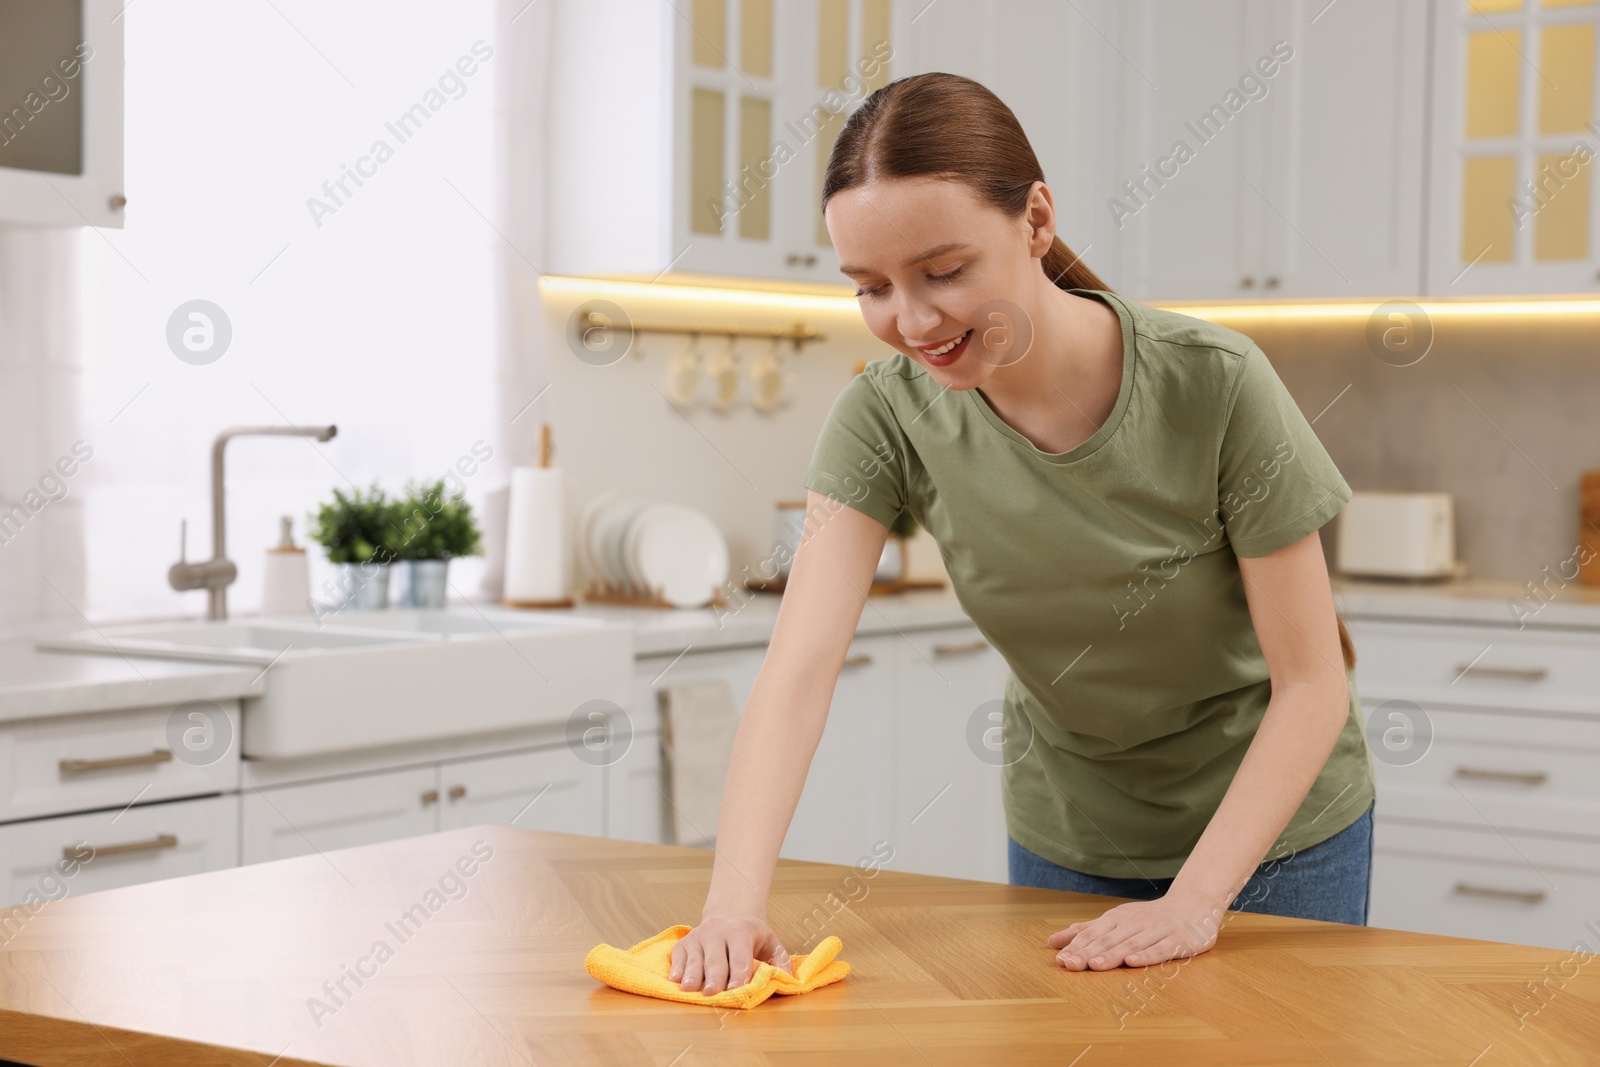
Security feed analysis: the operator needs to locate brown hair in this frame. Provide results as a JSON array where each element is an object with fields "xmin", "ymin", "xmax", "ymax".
[
  {"xmin": 822, "ymin": 71, "xmax": 1357, "ymax": 673},
  {"xmin": 820, "ymin": 71, "xmax": 1111, "ymax": 292}
]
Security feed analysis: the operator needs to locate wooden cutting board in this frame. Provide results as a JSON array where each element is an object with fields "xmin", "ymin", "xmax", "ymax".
[{"xmin": 1, "ymin": 825, "xmax": 1595, "ymax": 1065}]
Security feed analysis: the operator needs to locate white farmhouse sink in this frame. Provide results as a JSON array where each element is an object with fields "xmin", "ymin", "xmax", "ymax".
[
  {"xmin": 37, "ymin": 621, "xmax": 428, "ymax": 664},
  {"xmin": 36, "ymin": 609, "xmax": 632, "ymax": 760}
]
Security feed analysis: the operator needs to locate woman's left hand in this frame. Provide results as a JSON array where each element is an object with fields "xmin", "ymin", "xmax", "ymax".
[{"xmin": 1048, "ymin": 891, "xmax": 1225, "ymax": 970}]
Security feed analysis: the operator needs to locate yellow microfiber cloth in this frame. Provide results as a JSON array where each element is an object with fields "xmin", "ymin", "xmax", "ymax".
[{"xmin": 584, "ymin": 924, "xmax": 851, "ymax": 1009}]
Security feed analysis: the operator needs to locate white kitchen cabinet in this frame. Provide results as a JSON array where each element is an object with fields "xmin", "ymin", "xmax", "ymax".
[
  {"xmin": 1114, "ymin": 0, "xmax": 1427, "ymax": 300},
  {"xmin": 622, "ymin": 634, "xmax": 902, "ymax": 867},
  {"xmin": 1251, "ymin": 0, "xmax": 1428, "ymax": 298},
  {"xmin": 900, "ymin": 0, "xmax": 1131, "ymax": 289},
  {"xmin": 240, "ymin": 765, "xmax": 438, "ymax": 866},
  {"xmin": 1427, "ymin": 0, "xmax": 1600, "ymax": 295},
  {"xmin": 0, "ymin": 0, "xmax": 125, "ymax": 228},
  {"xmin": 0, "ymin": 794, "xmax": 237, "ymax": 909},
  {"xmin": 0, "ymin": 701, "xmax": 240, "ymax": 823},
  {"xmin": 546, "ymin": 0, "xmax": 897, "ymax": 286},
  {"xmin": 781, "ymin": 634, "xmax": 897, "ymax": 867},
  {"xmin": 614, "ymin": 643, "xmax": 768, "ymax": 846},
  {"xmin": 891, "ymin": 626, "xmax": 1010, "ymax": 883},
  {"xmin": 604, "ymin": 723, "xmax": 668, "ymax": 845},
  {"xmin": 438, "ymin": 746, "xmax": 604, "ymax": 837},
  {"xmin": 1115, "ymin": 0, "xmax": 1263, "ymax": 301},
  {"xmin": 1370, "ymin": 819, "xmax": 1600, "ymax": 953},
  {"xmin": 1349, "ymin": 615, "xmax": 1600, "ymax": 949}
]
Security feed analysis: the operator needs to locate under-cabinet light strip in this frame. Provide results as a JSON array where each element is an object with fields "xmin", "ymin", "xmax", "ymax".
[{"xmin": 541, "ymin": 277, "xmax": 1600, "ymax": 320}]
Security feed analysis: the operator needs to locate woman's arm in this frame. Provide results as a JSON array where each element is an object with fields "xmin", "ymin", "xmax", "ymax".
[
  {"xmin": 670, "ymin": 490, "xmax": 887, "ymax": 994},
  {"xmin": 1050, "ymin": 529, "xmax": 1352, "ymax": 970}
]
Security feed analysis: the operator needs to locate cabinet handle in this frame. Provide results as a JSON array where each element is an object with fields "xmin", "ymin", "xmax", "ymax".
[
  {"xmin": 1452, "ymin": 881, "xmax": 1546, "ymax": 905},
  {"xmin": 932, "ymin": 639, "xmax": 989, "ymax": 657},
  {"xmin": 1240, "ymin": 276, "xmax": 1256, "ymax": 289},
  {"xmin": 1264, "ymin": 275, "xmax": 1280, "ymax": 289},
  {"xmin": 842, "ymin": 653, "xmax": 873, "ymax": 668},
  {"xmin": 67, "ymin": 833, "xmax": 178, "ymax": 860},
  {"xmin": 60, "ymin": 749, "xmax": 173, "ymax": 775},
  {"xmin": 1453, "ymin": 664, "xmax": 1548, "ymax": 682},
  {"xmin": 421, "ymin": 789, "xmax": 440, "ymax": 806},
  {"xmin": 804, "ymin": 254, "xmax": 817, "ymax": 266},
  {"xmin": 447, "ymin": 785, "xmax": 467, "ymax": 801},
  {"xmin": 1454, "ymin": 766, "xmax": 1548, "ymax": 786}
]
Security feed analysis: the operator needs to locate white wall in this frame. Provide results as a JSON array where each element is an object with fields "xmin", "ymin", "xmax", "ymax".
[
  {"xmin": 71, "ymin": 0, "xmax": 510, "ymax": 624},
  {"xmin": 0, "ymin": 228, "xmax": 86, "ymax": 643}
]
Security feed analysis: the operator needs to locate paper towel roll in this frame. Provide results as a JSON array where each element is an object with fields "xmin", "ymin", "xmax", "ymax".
[{"xmin": 502, "ymin": 466, "xmax": 569, "ymax": 604}]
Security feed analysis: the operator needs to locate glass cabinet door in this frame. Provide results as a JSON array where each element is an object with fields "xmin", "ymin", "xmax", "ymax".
[
  {"xmin": 680, "ymin": 0, "xmax": 783, "ymax": 274},
  {"xmin": 1437, "ymin": 0, "xmax": 1598, "ymax": 292},
  {"xmin": 799, "ymin": 0, "xmax": 895, "ymax": 276},
  {"xmin": 676, "ymin": 0, "xmax": 894, "ymax": 284}
]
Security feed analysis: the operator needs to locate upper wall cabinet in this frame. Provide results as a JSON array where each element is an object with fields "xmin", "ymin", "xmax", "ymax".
[
  {"xmin": 1111, "ymin": 0, "xmax": 1428, "ymax": 301},
  {"xmin": 0, "ymin": 0, "xmax": 124, "ymax": 228},
  {"xmin": 546, "ymin": 0, "xmax": 897, "ymax": 286},
  {"xmin": 898, "ymin": 0, "xmax": 1131, "ymax": 290},
  {"xmin": 1428, "ymin": 0, "xmax": 1600, "ymax": 295}
]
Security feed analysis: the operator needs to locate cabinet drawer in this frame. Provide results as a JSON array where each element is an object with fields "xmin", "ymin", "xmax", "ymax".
[
  {"xmin": 439, "ymin": 745, "xmax": 603, "ymax": 837},
  {"xmin": 0, "ymin": 794, "xmax": 239, "ymax": 912},
  {"xmin": 1371, "ymin": 819, "xmax": 1600, "ymax": 951},
  {"xmin": 1368, "ymin": 703, "xmax": 1600, "ymax": 837},
  {"xmin": 0, "ymin": 703, "xmax": 241, "ymax": 823},
  {"xmin": 241, "ymin": 765, "xmax": 437, "ymax": 866},
  {"xmin": 1349, "ymin": 619, "xmax": 1600, "ymax": 715}
]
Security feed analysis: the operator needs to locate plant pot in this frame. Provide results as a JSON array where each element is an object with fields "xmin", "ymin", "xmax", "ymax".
[
  {"xmin": 336, "ymin": 561, "xmax": 391, "ymax": 610},
  {"xmin": 403, "ymin": 559, "xmax": 449, "ymax": 609},
  {"xmin": 874, "ymin": 536, "xmax": 905, "ymax": 583}
]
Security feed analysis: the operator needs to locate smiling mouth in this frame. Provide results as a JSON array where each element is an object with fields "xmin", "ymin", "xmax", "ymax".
[{"xmin": 918, "ymin": 329, "xmax": 971, "ymax": 357}]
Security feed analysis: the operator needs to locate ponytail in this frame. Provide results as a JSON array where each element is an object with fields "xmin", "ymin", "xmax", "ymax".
[{"xmin": 1041, "ymin": 236, "xmax": 1113, "ymax": 293}]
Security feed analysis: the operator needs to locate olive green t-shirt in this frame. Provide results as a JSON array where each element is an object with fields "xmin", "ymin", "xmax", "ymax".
[{"xmin": 802, "ymin": 289, "xmax": 1376, "ymax": 880}]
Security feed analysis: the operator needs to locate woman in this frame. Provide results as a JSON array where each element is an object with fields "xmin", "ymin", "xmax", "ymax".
[{"xmin": 669, "ymin": 72, "xmax": 1375, "ymax": 994}]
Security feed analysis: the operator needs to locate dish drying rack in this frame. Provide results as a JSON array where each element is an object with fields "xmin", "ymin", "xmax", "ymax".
[
  {"xmin": 742, "ymin": 575, "xmax": 945, "ymax": 596},
  {"xmin": 581, "ymin": 579, "xmax": 730, "ymax": 610}
]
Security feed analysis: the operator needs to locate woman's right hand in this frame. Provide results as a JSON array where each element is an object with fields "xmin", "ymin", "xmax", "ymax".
[{"xmin": 669, "ymin": 914, "xmax": 792, "ymax": 995}]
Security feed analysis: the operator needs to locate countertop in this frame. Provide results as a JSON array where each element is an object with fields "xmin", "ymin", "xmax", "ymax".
[
  {"xmin": 0, "ymin": 643, "xmax": 265, "ymax": 725},
  {"xmin": 563, "ymin": 586, "xmax": 977, "ymax": 656},
  {"xmin": 9, "ymin": 575, "xmax": 1597, "ymax": 728},
  {"xmin": 1333, "ymin": 575, "xmax": 1600, "ymax": 629},
  {"xmin": 0, "ymin": 825, "xmax": 1592, "ymax": 1066},
  {"xmin": 552, "ymin": 576, "xmax": 1600, "ymax": 655}
]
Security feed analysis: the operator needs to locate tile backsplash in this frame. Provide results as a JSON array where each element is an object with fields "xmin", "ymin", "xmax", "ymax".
[{"xmin": 1240, "ymin": 311, "xmax": 1597, "ymax": 586}]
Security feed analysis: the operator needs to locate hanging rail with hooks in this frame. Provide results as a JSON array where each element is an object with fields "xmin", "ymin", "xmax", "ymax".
[{"xmin": 575, "ymin": 304, "xmax": 825, "ymax": 351}]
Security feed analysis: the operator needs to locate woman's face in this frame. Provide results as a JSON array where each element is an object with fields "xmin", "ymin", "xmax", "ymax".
[{"xmin": 824, "ymin": 175, "xmax": 1053, "ymax": 390}]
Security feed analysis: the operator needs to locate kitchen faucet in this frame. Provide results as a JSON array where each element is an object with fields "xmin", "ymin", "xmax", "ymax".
[{"xmin": 169, "ymin": 425, "xmax": 338, "ymax": 620}]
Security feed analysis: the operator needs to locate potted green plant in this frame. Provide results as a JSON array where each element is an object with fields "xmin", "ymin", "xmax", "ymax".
[
  {"xmin": 307, "ymin": 483, "xmax": 396, "ymax": 610},
  {"xmin": 877, "ymin": 509, "xmax": 918, "ymax": 582},
  {"xmin": 389, "ymin": 478, "xmax": 483, "ymax": 609}
]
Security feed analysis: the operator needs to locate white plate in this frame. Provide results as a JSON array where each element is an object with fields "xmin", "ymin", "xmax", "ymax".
[
  {"xmin": 630, "ymin": 504, "xmax": 728, "ymax": 608},
  {"xmin": 586, "ymin": 492, "xmax": 647, "ymax": 585},
  {"xmin": 575, "ymin": 492, "xmax": 615, "ymax": 582}
]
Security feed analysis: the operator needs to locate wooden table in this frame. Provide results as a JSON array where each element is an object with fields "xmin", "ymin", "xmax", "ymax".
[{"xmin": 1, "ymin": 826, "xmax": 1596, "ymax": 1065}]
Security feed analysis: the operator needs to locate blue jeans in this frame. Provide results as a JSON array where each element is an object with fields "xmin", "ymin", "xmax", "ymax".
[{"xmin": 1007, "ymin": 800, "xmax": 1375, "ymax": 925}]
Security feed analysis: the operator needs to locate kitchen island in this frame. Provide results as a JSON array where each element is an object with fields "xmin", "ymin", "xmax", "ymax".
[{"xmin": 0, "ymin": 826, "xmax": 1593, "ymax": 1066}]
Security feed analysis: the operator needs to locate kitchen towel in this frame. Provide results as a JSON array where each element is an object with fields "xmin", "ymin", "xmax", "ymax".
[
  {"xmin": 584, "ymin": 925, "xmax": 850, "ymax": 1009},
  {"xmin": 502, "ymin": 465, "xmax": 568, "ymax": 604},
  {"xmin": 657, "ymin": 681, "xmax": 739, "ymax": 847}
]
